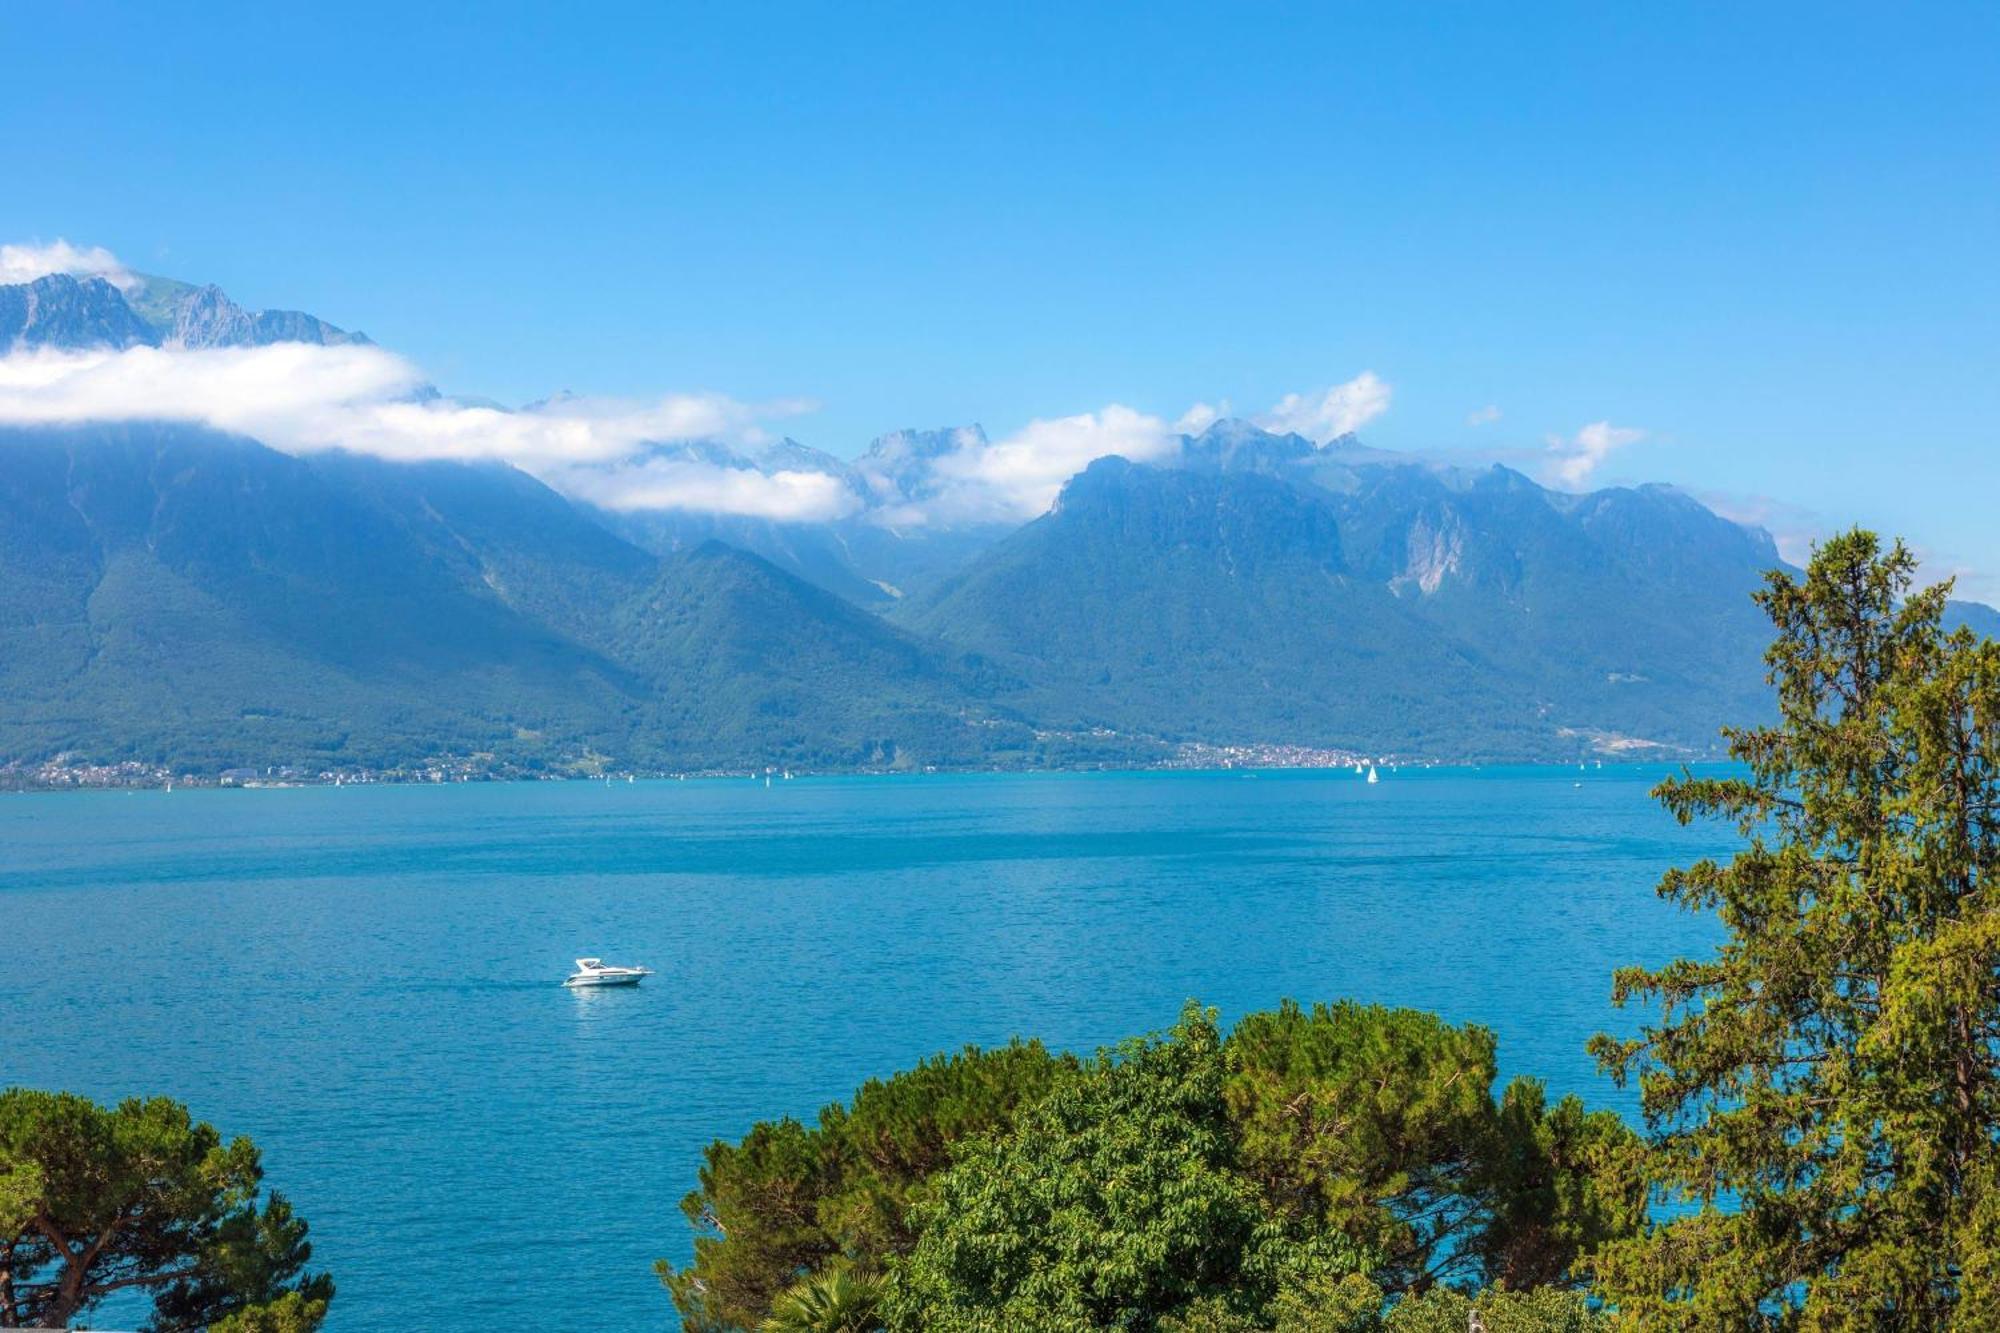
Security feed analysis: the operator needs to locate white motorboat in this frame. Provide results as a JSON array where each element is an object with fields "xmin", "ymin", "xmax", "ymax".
[{"xmin": 564, "ymin": 957, "xmax": 654, "ymax": 987}]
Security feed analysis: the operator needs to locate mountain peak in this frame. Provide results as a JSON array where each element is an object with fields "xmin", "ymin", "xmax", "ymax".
[
  {"xmin": 863, "ymin": 424, "xmax": 987, "ymax": 463},
  {"xmin": 858, "ymin": 425, "xmax": 988, "ymax": 505},
  {"xmin": 0, "ymin": 269, "xmax": 365, "ymax": 352},
  {"xmin": 0, "ymin": 273, "xmax": 157, "ymax": 351},
  {"xmin": 1181, "ymin": 419, "xmax": 1317, "ymax": 473},
  {"xmin": 160, "ymin": 280, "xmax": 367, "ymax": 349}
]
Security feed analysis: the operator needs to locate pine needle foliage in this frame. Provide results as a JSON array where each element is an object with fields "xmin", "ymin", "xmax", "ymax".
[{"xmin": 1590, "ymin": 530, "xmax": 2000, "ymax": 1328}]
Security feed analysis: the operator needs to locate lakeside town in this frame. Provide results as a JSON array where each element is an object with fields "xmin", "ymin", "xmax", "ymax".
[{"xmin": 6, "ymin": 741, "xmax": 1446, "ymax": 793}]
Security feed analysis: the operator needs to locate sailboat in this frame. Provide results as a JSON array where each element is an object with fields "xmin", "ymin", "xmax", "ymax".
[{"xmin": 1366, "ymin": 765, "xmax": 1380, "ymax": 784}]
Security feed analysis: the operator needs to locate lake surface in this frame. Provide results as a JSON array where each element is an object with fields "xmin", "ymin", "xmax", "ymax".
[{"xmin": 0, "ymin": 767, "xmax": 1732, "ymax": 1331}]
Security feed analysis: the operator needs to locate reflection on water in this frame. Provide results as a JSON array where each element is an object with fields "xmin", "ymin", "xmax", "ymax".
[{"xmin": 566, "ymin": 980, "xmax": 656, "ymax": 1022}]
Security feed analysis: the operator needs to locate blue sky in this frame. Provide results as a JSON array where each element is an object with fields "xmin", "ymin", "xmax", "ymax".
[{"xmin": 4, "ymin": 2, "xmax": 1997, "ymax": 589}]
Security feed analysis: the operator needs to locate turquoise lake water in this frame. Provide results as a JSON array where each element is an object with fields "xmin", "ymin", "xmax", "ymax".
[{"xmin": 0, "ymin": 767, "xmax": 1733, "ymax": 1330}]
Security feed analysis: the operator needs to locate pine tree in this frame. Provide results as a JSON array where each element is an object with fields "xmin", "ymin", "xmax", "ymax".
[{"xmin": 1589, "ymin": 530, "xmax": 2000, "ymax": 1328}]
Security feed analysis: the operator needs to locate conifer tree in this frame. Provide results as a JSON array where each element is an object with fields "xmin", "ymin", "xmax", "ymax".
[{"xmin": 1590, "ymin": 531, "xmax": 2000, "ymax": 1327}]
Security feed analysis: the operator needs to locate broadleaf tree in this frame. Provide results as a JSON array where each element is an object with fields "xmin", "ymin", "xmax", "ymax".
[{"xmin": 884, "ymin": 1003, "xmax": 1375, "ymax": 1332}]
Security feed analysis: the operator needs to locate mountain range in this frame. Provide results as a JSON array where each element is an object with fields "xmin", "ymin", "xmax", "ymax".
[
  {"xmin": 0, "ymin": 270, "xmax": 365, "ymax": 352},
  {"xmin": 1, "ymin": 268, "xmax": 1987, "ymax": 777}
]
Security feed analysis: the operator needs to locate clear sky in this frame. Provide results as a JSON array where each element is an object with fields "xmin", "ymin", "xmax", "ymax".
[{"xmin": 4, "ymin": 3, "xmax": 1996, "ymax": 590}]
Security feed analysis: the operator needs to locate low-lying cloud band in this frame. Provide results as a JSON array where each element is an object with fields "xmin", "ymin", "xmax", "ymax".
[{"xmin": 0, "ymin": 240, "xmax": 1394, "ymax": 526}]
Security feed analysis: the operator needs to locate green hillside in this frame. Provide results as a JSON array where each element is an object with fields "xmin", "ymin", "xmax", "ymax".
[
  {"xmin": 0, "ymin": 420, "xmax": 1985, "ymax": 777},
  {"xmin": 902, "ymin": 454, "xmax": 1781, "ymax": 759},
  {"xmin": 0, "ymin": 426, "xmax": 1031, "ymax": 775}
]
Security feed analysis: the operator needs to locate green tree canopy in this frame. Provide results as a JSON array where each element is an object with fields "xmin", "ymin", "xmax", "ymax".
[
  {"xmin": 1383, "ymin": 1286, "xmax": 1606, "ymax": 1333},
  {"xmin": 0, "ymin": 1088, "xmax": 330, "ymax": 1332},
  {"xmin": 667, "ymin": 1000, "xmax": 1643, "ymax": 1331},
  {"xmin": 206, "ymin": 1290, "xmax": 333, "ymax": 1333},
  {"xmin": 660, "ymin": 1038, "xmax": 1075, "ymax": 1331},
  {"xmin": 885, "ymin": 1004, "xmax": 1372, "ymax": 1331},
  {"xmin": 1589, "ymin": 530, "xmax": 2000, "ymax": 1327},
  {"xmin": 1226, "ymin": 1000, "xmax": 1641, "ymax": 1295}
]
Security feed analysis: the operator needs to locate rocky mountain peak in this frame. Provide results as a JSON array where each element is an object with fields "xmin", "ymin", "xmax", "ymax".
[
  {"xmin": 0, "ymin": 268, "xmax": 365, "ymax": 352},
  {"xmin": 164, "ymin": 281, "xmax": 366, "ymax": 349},
  {"xmin": 0, "ymin": 273, "xmax": 158, "ymax": 351}
]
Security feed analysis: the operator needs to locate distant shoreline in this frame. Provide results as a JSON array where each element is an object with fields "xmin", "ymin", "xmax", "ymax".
[{"xmin": 0, "ymin": 747, "xmax": 1713, "ymax": 795}]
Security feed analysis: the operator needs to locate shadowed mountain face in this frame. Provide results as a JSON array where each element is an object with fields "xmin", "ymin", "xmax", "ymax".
[
  {"xmin": 901, "ymin": 458, "xmax": 1544, "ymax": 756},
  {"xmin": 0, "ymin": 423, "xmax": 639, "ymax": 770},
  {"xmin": 606, "ymin": 542, "xmax": 1035, "ymax": 769},
  {"xmin": 597, "ymin": 504, "xmax": 898, "ymax": 610},
  {"xmin": 591, "ymin": 426, "xmax": 1020, "ymax": 608},
  {"xmin": 0, "ymin": 274, "xmax": 159, "ymax": 350},
  {"xmin": 1947, "ymin": 600, "xmax": 2000, "ymax": 639},
  {"xmin": 0, "ymin": 426, "xmax": 1031, "ymax": 773},
  {"xmin": 900, "ymin": 447, "xmax": 1787, "ymax": 758},
  {"xmin": 2, "ymin": 416, "xmax": 1991, "ymax": 773}
]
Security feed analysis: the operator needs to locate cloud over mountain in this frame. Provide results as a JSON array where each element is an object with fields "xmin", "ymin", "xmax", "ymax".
[
  {"xmin": 0, "ymin": 339, "xmax": 839, "ymax": 519},
  {"xmin": 0, "ymin": 238, "xmax": 134, "ymax": 289},
  {"xmin": 906, "ymin": 405, "xmax": 1182, "ymax": 525},
  {"xmin": 550, "ymin": 452, "xmax": 861, "ymax": 522},
  {"xmin": 0, "ymin": 244, "xmax": 853, "ymax": 521},
  {"xmin": 0, "ymin": 337, "xmax": 1402, "ymax": 530},
  {"xmin": 857, "ymin": 377, "xmax": 1395, "ymax": 528},
  {"xmin": 0, "ymin": 242, "xmax": 1666, "ymax": 539},
  {"xmin": 1257, "ymin": 371, "xmax": 1392, "ymax": 442},
  {"xmin": 1544, "ymin": 420, "xmax": 1646, "ymax": 487}
]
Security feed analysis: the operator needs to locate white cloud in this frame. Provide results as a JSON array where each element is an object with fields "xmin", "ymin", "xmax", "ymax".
[
  {"xmin": 0, "ymin": 329, "xmax": 1394, "ymax": 529},
  {"xmin": 1466, "ymin": 404, "xmax": 1502, "ymax": 426},
  {"xmin": 551, "ymin": 457, "xmax": 859, "ymax": 522},
  {"xmin": 0, "ymin": 239, "xmax": 136, "ymax": 290},
  {"xmin": 1174, "ymin": 400, "xmax": 1225, "ymax": 435},
  {"xmin": 1544, "ymin": 420, "xmax": 1646, "ymax": 487},
  {"xmin": 324, "ymin": 390, "xmax": 806, "ymax": 469},
  {"xmin": 0, "ymin": 248, "xmax": 1408, "ymax": 529},
  {"xmin": 1917, "ymin": 555, "xmax": 2000, "ymax": 608},
  {"xmin": 0, "ymin": 343, "xmax": 423, "ymax": 434},
  {"xmin": 1256, "ymin": 372, "xmax": 1391, "ymax": 442},
  {"xmin": 921, "ymin": 404, "xmax": 1180, "ymax": 523},
  {"xmin": 0, "ymin": 341, "xmax": 835, "ymax": 519}
]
